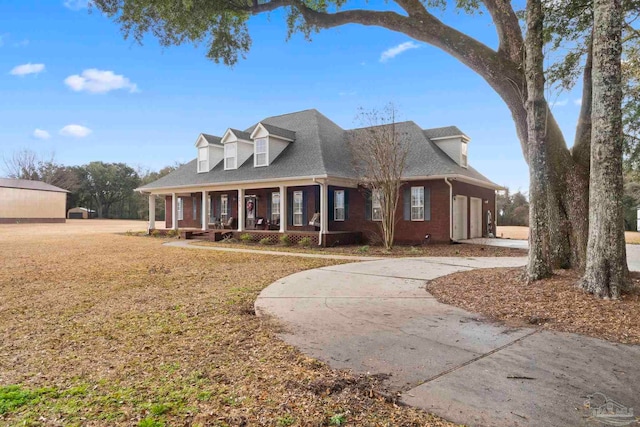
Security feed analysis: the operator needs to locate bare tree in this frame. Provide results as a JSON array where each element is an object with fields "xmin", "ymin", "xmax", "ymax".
[
  {"xmin": 3, "ymin": 149, "xmax": 39, "ymax": 180},
  {"xmin": 348, "ymin": 104, "xmax": 409, "ymax": 250}
]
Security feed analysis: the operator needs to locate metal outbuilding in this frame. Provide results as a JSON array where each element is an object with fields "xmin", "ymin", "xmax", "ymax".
[{"xmin": 0, "ymin": 178, "xmax": 68, "ymax": 223}]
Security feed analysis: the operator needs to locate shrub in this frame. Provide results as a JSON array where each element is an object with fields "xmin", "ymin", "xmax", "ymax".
[
  {"xmin": 150, "ymin": 229, "xmax": 160, "ymax": 237},
  {"xmin": 279, "ymin": 234, "xmax": 291, "ymax": 246},
  {"xmin": 358, "ymin": 245, "xmax": 369, "ymax": 253},
  {"xmin": 259, "ymin": 237, "xmax": 272, "ymax": 245},
  {"xmin": 329, "ymin": 413, "xmax": 347, "ymax": 426},
  {"xmin": 240, "ymin": 233, "xmax": 253, "ymax": 243},
  {"xmin": 167, "ymin": 229, "xmax": 179, "ymax": 238},
  {"xmin": 298, "ymin": 237, "xmax": 312, "ymax": 247}
]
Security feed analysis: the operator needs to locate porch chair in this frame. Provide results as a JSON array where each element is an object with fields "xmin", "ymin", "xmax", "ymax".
[
  {"xmin": 222, "ymin": 217, "xmax": 234, "ymax": 229},
  {"xmin": 309, "ymin": 212, "xmax": 320, "ymax": 227}
]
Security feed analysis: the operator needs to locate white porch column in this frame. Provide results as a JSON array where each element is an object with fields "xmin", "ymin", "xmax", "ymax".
[
  {"xmin": 201, "ymin": 191, "xmax": 208, "ymax": 231},
  {"xmin": 319, "ymin": 181, "xmax": 328, "ymax": 246},
  {"xmin": 279, "ymin": 185, "xmax": 286, "ymax": 232},
  {"xmin": 171, "ymin": 193, "xmax": 178, "ymax": 230},
  {"xmin": 237, "ymin": 188, "xmax": 245, "ymax": 232},
  {"xmin": 148, "ymin": 194, "xmax": 156, "ymax": 232}
]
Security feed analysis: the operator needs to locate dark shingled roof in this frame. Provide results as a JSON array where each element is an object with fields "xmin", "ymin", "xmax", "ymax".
[
  {"xmin": 201, "ymin": 133, "xmax": 222, "ymax": 145},
  {"xmin": 139, "ymin": 109, "xmax": 498, "ymax": 191},
  {"xmin": 259, "ymin": 123, "xmax": 296, "ymax": 141},
  {"xmin": 422, "ymin": 125, "xmax": 467, "ymax": 140},
  {"xmin": 229, "ymin": 128, "xmax": 252, "ymax": 141},
  {"xmin": 0, "ymin": 178, "xmax": 69, "ymax": 193}
]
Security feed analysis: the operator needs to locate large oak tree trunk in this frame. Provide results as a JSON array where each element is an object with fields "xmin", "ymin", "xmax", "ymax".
[
  {"xmin": 525, "ymin": 0, "xmax": 553, "ymax": 280},
  {"xmin": 580, "ymin": 0, "xmax": 629, "ymax": 298}
]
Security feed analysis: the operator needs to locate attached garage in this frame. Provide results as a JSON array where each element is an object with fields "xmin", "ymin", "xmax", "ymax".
[{"xmin": 0, "ymin": 178, "xmax": 68, "ymax": 224}]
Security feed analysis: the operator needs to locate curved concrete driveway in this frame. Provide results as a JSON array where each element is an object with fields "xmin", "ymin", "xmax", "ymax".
[{"xmin": 256, "ymin": 257, "xmax": 640, "ymax": 427}]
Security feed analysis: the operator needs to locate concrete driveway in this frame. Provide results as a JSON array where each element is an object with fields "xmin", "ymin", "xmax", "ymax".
[
  {"xmin": 256, "ymin": 257, "xmax": 640, "ymax": 427},
  {"xmin": 465, "ymin": 237, "xmax": 640, "ymax": 271}
]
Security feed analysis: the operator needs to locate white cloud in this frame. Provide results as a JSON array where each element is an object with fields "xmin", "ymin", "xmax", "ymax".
[
  {"xmin": 574, "ymin": 98, "xmax": 583, "ymax": 106},
  {"xmin": 380, "ymin": 41, "xmax": 421, "ymax": 63},
  {"xmin": 60, "ymin": 124, "xmax": 92, "ymax": 138},
  {"xmin": 63, "ymin": 0, "xmax": 92, "ymax": 10},
  {"xmin": 339, "ymin": 90, "xmax": 357, "ymax": 97},
  {"xmin": 33, "ymin": 129, "xmax": 51, "ymax": 140},
  {"xmin": 551, "ymin": 99, "xmax": 568, "ymax": 107},
  {"xmin": 10, "ymin": 63, "xmax": 45, "ymax": 76},
  {"xmin": 64, "ymin": 68, "xmax": 139, "ymax": 94}
]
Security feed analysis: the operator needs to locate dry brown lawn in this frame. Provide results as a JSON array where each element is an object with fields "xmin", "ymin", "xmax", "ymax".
[
  {"xmin": 428, "ymin": 268, "xmax": 640, "ymax": 344},
  {"xmin": 497, "ymin": 225, "xmax": 640, "ymax": 244},
  {"xmin": 0, "ymin": 222, "xmax": 450, "ymax": 426}
]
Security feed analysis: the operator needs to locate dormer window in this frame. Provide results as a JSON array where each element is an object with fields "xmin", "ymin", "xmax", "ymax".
[
  {"xmin": 461, "ymin": 142, "xmax": 468, "ymax": 168},
  {"xmin": 224, "ymin": 142, "xmax": 237, "ymax": 170},
  {"xmin": 255, "ymin": 138, "xmax": 268, "ymax": 167},
  {"xmin": 198, "ymin": 147, "xmax": 208, "ymax": 172}
]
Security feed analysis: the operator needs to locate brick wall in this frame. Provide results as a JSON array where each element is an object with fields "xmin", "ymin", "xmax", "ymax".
[
  {"xmin": 164, "ymin": 194, "xmax": 203, "ymax": 229},
  {"xmin": 451, "ymin": 180, "xmax": 497, "ymax": 238}
]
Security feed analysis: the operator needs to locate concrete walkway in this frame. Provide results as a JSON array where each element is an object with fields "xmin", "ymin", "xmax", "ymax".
[
  {"xmin": 255, "ymin": 257, "xmax": 640, "ymax": 427},
  {"xmin": 163, "ymin": 240, "xmax": 383, "ymax": 261}
]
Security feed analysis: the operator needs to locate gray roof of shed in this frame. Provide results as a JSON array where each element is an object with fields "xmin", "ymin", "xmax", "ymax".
[
  {"xmin": 0, "ymin": 178, "xmax": 69, "ymax": 193},
  {"xmin": 139, "ymin": 109, "xmax": 497, "ymax": 191}
]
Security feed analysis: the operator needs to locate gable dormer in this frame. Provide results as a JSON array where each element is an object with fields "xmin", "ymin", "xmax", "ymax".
[
  {"xmin": 195, "ymin": 133, "xmax": 224, "ymax": 173},
  {"xmin": 221, "ymin": 128, "xmax": 254, "ymax": 170},
  {"xmin": 249, "ymin": 122, "xmax": 295, "ymax": 167},
  {"xmin": 425, "ymin": 127, "xmax": 470, "ymax": 168}
]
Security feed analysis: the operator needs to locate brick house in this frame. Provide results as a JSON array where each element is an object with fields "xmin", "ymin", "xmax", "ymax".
[{"xmin": 138, "ymin": 109, "xmax": 501, "ymax": 246}]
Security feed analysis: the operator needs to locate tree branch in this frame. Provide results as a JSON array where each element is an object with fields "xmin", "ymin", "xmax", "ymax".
[{"xmin": 482, "ymin": 0, "xmax": 524, "ymax": 62}]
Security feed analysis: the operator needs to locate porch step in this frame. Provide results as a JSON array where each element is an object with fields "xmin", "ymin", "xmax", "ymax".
[{"xmin": 181, "ymin": 230, "xmax": 231, "ymax": 242}]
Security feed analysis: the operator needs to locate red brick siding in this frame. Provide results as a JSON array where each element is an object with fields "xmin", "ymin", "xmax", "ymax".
[{"xmin": 164, "ymin": 194, "xmax": 202, "ymax": 228}]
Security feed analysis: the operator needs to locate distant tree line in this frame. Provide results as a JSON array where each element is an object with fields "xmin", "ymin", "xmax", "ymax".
[
  {"xmin": 2, "ymin": 149, "xmax": 178, "ymax": 220},
  {"xmin": 497, "ymin": 188, "xmax": 530, "ymax": 227}
]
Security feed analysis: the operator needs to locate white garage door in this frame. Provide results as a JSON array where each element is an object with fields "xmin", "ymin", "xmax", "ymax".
[
  {"xmin": 453, "ymin": 195, "xmax": 468, "ymax": 240},
  {"xmin": 470, "ymin": 197, "xmax": 483, "ymax": 238}
]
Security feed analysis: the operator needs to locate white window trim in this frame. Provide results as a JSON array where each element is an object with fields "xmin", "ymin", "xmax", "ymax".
[
  {"xmin": 220, "ymin": 194, "xmax": 228, "ymax": 221},
  {"xmin": 334, "ymin": 190, "xmax": 345, "ymax": 222},
  {"xmin": 177, "ymin": 197, "xmax": 184, "ymax": 221},
  {"xmin": 198, "ymin": 147, "xmax": 209, "ymax": 173},
  {"xmin": 192, "ymin": 196, "xmax": 197, "ymax": 220},
  {"xmin": 271, "ymin": 192, "xmax": 281, "ymax": 222},
  {"xmin": 254, "ymin": 137, "xmax": 269, "ymax": 167},
  {"xmin": 411, "ymin": 186, "xmax": 425, "ymax": 221},
  {"xmin": 461, "ymin": 142, "xmax": 468, "ymax": 168},
  {"xmin": 293, "ymin": 191, "xmax": 303, "ymax": 226},
  {"xmin": 224, "ymin": 142, "xmax": 237, "ymax": 170},
  {"xmin": 371, "ymin": 190, "xmax": 382, "ymax": 222}
]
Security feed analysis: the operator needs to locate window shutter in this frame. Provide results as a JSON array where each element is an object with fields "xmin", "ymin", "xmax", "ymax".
[
  {"xmin": 344, "ymin": 189, "xmax": 349, "ymax": 220},
  {"xmin": 287, "ymin": 191, "xmax": 293, "ymax": 226},
  {"xmin": 424, "ymin": 187, "xmax": 431, "ymax": 221},
  {"xmin": 328, "ymin": 189, "xmax": 335, "ymax": 221},
  {"xmin": 215, "ymin": 195, "xmax": 221, "ymax": 219},
  {"xmin": 403, "ymin": 187, "xmax": 411, "ymax": 221},
  {"xmin": 364, "ymin": 190, "xmax": 372, "ymax": 221},
  {"xmin": 302, "ymin": 190, "xmax": 308, "ymax": 224},
  {"xmin": 266, "ymin": 192, "xmax": 272, "ymax": 220}
]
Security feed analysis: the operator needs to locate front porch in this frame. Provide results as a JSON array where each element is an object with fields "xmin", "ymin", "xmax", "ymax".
[{"xmin": 145, "ymin": 177, "xmax": 360, "ymax": 246}]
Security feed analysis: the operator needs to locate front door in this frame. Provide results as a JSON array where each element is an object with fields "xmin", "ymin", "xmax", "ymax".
[{"xmin": 245, "ymin": 196, "xmax": 257, "ymax": 229}]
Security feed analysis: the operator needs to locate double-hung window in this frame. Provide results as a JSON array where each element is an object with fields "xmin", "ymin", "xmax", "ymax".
[
  {"xmin": 371, "ymin": 190, "xmax": 382, "ymax": 221},
  {"xmin": 224, "ymin": 143, "xmax": 237, "ymax": 170},
  {"xmin": 198, "ymin": 147, "xmax": 208, "ymax": 172},
  {"xmin": 334, "ymin": 190, "xmax": 345, "ymax": 221},
  {"xmin": 220, "ymin": 194, "xmax": 228, "ymax": 221},
  {"xmin": 461, "ymin": 142, "xmax": 468, "ymax": 167},
  {"xmin": 271, "ymin": 192, "xmax": 281, "ymax": 223},
  {"xmin": 177, "ymin": 197, "xmax": 184, "ymax": 221},
  {"xmin": 411, "ymin": 187, "xmax": 425, "ymax": 221},
  {"xmin": 255, "ymin": 138, "xmax": 268, "ymax": 166},
  {"xmin": 293, "ymin": 191, "xmax": 303, "ymax": 226}
]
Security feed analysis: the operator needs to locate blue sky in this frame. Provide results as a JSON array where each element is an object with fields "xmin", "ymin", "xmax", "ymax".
[{"xmin": 0, "ymin": 0, "xmax": 585, "ymax": 191}]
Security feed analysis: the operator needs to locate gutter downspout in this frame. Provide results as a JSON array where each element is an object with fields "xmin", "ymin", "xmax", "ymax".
[
  {"xmin": 444, "ymin": 178, "xmax": 453, "ymax": 241},
  {"xmin": 313, "ymin": 177, "xmax": 324, "ymax": 246}
]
